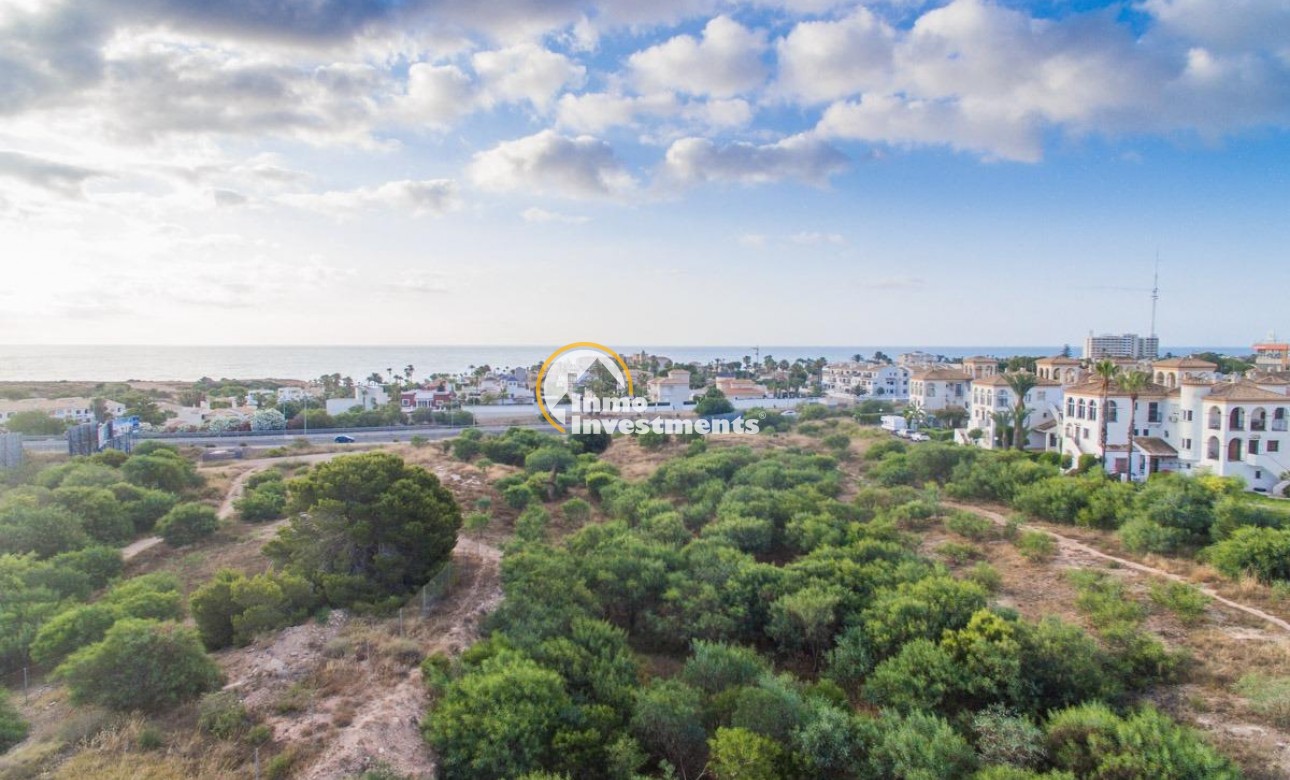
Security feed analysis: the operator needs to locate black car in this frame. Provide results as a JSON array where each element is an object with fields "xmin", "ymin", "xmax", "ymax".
[{"xmin": 334, "ymin": 435, "xmax": 356, "ymax": 443}]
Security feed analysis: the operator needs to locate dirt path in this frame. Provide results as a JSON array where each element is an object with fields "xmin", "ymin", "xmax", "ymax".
[
  {"xmin": 213, "ymin": 534, "xmax": 499, "ymax": 780},
  {"xmin": 946, "ymin": 501, "xmax": 1290, "ymax": 635},
  {"xmin": 122, "ymin": 452, "xmax": 351, "ymax": 561}
]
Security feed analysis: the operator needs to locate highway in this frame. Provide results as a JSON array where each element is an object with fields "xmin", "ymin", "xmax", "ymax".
[{"xmin": 19, "ymin": 423, "xmax": 551, "ymax": 453}]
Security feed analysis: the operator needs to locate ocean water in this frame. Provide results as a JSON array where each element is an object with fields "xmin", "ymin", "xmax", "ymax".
[{"xmin": 0, "ymin": 345, "xmax": 1246, "ymax": 382}]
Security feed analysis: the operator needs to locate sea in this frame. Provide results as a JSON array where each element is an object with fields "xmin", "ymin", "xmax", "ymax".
[{"xmin": 0, "ymin": 345, "xmax": 1248, "ymax": 383}]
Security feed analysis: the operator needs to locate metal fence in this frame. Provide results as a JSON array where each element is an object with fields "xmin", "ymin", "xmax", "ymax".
[{"xmin": 413, "ymin": 561, "xmax": 458, "ymax": 617}]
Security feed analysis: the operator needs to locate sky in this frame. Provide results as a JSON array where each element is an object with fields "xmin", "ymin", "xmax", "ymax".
[{"xmin": 0, "ymin": 0, "xmax": 1287, "ymax": 347}]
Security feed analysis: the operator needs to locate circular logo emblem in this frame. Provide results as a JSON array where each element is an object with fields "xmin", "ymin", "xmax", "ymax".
[{"xmin": 535, "ymin": 343, "xmax": 634, "ymax": 433}]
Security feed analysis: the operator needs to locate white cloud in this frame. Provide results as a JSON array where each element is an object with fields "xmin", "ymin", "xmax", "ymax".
[
  {"xmin": 1143, "ymin": 0, "xmax": 1290, "ymax": 54},
  {"xmin": 555, "ymin": 90, "xmax": 752, "ymax": 135},
  {"xmin": 629, "ymin": 16, "xmax": 768, "ymax": 98},
  {"xmin": 279, "ymin": 179, "xmax": 458, "ymax": 217},
  {"xmin": 816, "ymin": 93, "xmax": 1044, "ymax": 162},
  {"xmin": 399, "ymin": 63, "xmax": 474, "ymax": 127},
  {"xmin": 472, "ymin": 43, "xmax": 585, "ymax": 110},
  {"xmin": 663, "ymin": 135, "xmax": 849, "ymax": 185},
  {"xmin": 774, "ymin": 8, "xmax": 895, "ymax": 104},
  {"xmin": 521, "ymin": 206, "xmax": 590, "ymax": 224},
  {"xmin": 468, "ymin": 130, "xmax": 635, "ymax": 198}
]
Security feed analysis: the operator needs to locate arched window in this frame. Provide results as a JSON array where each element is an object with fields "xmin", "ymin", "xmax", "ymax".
[
  {"xmin": 1276, "ymin": 408, "xmax": 1288, "ymax": 432},
  {"xmin": 1167, "ymin": 374, "xmax": 1177, "ymax": 388},
  {"xmin": 1106, "ymin": 400, "xmax": 1118, "ymax": 423},
  {"xmin": 1089, "ymin": 401, "xmax": 1097, "ymax": 421},
  {"xmin": 1077, "ymin": 399, "xmax": 1086, "ymax": 419},
  {"xmin": 1207, "ymin": 436, "xmax": 1221, "ymax": 460},
  {"xmin": 1208, "ymin": 406, "xmax": 1222, "ymax": 430},
  {"xmin": 1067, "ymin": 398, "xmax": 1075, "ymax": 417},
  {"xmin": 1230, "ymin": 407, "xmax": 1245, "ymax": 430},
  {"xmin": 1251, "ymin": 407, "xmax": 1268, "ymax": 431},
  {"xmin": 1156, "ymin": 371, "xmax": 1165, "ymax": 384},
  {"xmin": 1229, "ymin": 438, "xmax": 1243, "ymax": 461}
]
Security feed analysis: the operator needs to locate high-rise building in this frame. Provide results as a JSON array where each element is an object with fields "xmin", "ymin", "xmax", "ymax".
[{"xmin": 1083, "ymin": 332, "xmax": 1159, "ymax": 360}]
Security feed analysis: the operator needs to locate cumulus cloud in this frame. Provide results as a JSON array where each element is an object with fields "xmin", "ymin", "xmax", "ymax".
[
  {"xmin": 774, "ymin": 8, "xmax": 894, "ymax": 104},
  {"xmin": 473, "ymin": 43, "xmax": 585, "ymax": 109},
  {"xmin": 0, "ymin": 150, "xmax": 104, "ymax": 196},
  {"xmin": 279, "ymin": 179, "xmax": 458, "ymax": 217},
  {"xmin": 211, "ymin": 188, "xmax": 247, "ymax": 207},
  {"xmin": 663, "ymin": 135, "xmax": 849, "ymax": 185},
  {"xmin": 629, "ymin": 16, "xmax": 768, "ymax": 98},
  {"xmin": 555, "ymin": 90, "xmax": 752, "ymax": 134},
  {"xmin": 468, "ymin": 130, "xmax": 635, "ymax": 198}
]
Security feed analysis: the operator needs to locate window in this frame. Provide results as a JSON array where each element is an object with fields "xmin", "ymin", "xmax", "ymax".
[
  {"xmin": 1106, "ymin": 401, "xmax": 1117, "ymax": 423},
  {"xmin": 1271, "ymin": 441, "xmax": 1281, "ymax": 453},
  {"xmin": 1183, "ymin": 410, "xmax": 1193, "ymax": 422},
  {"xmin": 1182, "ymin": 438, "xmax": 1192, "ymax": 450},
  {"xmin": 1249, "ymin": 440, "xmax": 1260, "ymax": 455},
  {"xmin": 1148, "ymin": 402, "xmax": 1161, "ymax": 423},
  {"xmin": 1067, "ymin": 398, "xmax": 1075, "ymax": 417}
]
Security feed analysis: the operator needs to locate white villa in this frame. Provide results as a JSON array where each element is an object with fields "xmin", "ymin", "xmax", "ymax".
[
  {"xmin": 909, "ymin": 367, "xmax": 971, "ymax": 414},
  {"xmin": 967, "ymin": 374, "xmax": 1062, "ymax": 450},
  {"xmin": 647, "ymin": 369, "xmax": 695, "ymax": 408},
  {"xmin": 822, "ymin": 362, "xmax": 910, "ymax": 400},
  {"xmin": 325, "ymin": 383, "xmax": 390, "ymax": 415}
]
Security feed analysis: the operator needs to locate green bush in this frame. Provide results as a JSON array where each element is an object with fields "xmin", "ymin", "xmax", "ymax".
[
  {"xmin": 156, "ymin": 503, "xmax": 219, "ymax": 546},
  {"xmin": 868, "ymin": 710, "xmax": 977, "ymax": 778},
  {"xmin": 1205, "ymin": 527, "xmax": 1290, "ymax": 583},
  {"xmin": 1045, "ymin": 704, "xmax": 1238, "ymax": 779},
  {"xmin": 56, "ymin": 618, "xmax": 222, "ymax": 711},
  {"xmin": 198, "ymin": 690, "xmax": 252, "ymax": 739},
  {"xmin": 236, "ymin": 479, "xmax": 287, "ymax": 522},
  {"xmin": 945, "ymin": 511, "xmax": 999, "ymax": 541},
  {"xmin": 0, "ymin": 687, "xmax": 29, "ymax": 754},
  {"xmin": 561, "ymin": 497, "xmax": 591, "ymax": 525},
  {"xmin": 29, "ymin": 604, "xmax": 118, "ymax": 665},
  {"xmin": 1148, "ymin": 581, "xmax": 1211, "ymax": 625},
  {"xmin": 504, "ymin": 484, "xmax": 536, "ymax": 510},
  {"xmin": 707, "ymin": 726, "xmax": 781, "ymax": 780},
  {"xmin": 51, "ymin": 486, "xmax": 132, "ymax": 545},
  {"xmin": 965, "ymin": 562, "xmax": 1003, "ymax": 593},
  {"xmin": 938, "ymin": 541, "xmax": 984, "ymax": 565},
  {"xmin": 972, "ymin": 704, "xmax": 1045, "ymax": 769},
  {"xmin": 190, "ymin": 569, "xmax": 319, "ymax": 649},
  {"xmin": 1015, "ymin": 531, "xmax": 1055, "ymax": 562}
]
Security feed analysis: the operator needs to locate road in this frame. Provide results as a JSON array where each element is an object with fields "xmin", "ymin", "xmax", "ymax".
[{"xmin": 21, "ymin": 423, "xmax": 550, "ymax": 453}]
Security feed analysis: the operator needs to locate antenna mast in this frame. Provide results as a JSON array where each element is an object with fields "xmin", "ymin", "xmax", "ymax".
[{"xmin": 1150, "ymin": 252, "xmax": 1160, "ymax": 338}]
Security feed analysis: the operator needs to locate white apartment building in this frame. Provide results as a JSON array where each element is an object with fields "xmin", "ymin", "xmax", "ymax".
[
  {"xmin": 822, "ymin": 362, "xmax": 910, "ymax": 400},
  {"xmin": 1084, "ymin": 332, "xmax": 1160, "ymax": 360},
  {"xmin": 325, "ymin": 383, "xmax": 390, "ymax": 415},
  {"xmin": 909, "ymin": 367, "xmax": 971, "ymax": 414},
  {"xmin": 966, "ymin": 374, "xmax": 1062, "ymax": 450},
  {"xmin": 1035, "ymin": 355, "xmax": 1086, "ymax": 386},
  {"xmin": 1052, "ymin": 371, "xmax": 1290, "ymax": 491}
]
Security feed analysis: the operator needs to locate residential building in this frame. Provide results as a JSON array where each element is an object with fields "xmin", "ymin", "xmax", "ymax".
[
  {"xmin": 1150, "ymin": 357, "xmax": 1218, "ymax": 388},
  {"xmin": 966, "ymin": 374, "xmax": 1062, "ymax": 450},
  {"xmin": 822, "ymin": 362, "xmax": 910, "ymax": 399},
  {"xmin": 647, "ymin": 369, "xmax": 695, "ymax": 408},
  {"xmin": 898, "ymin": 351, "xmax": 940, "ymax": 368},
  {"xmin": 1051, "ymin": 374, "xmax": 1290, "ymax": 490},
  {"xmin": 908, "ymin": 368, "xmax": 971, "ymax": 414},
  {"xmin": 715, "ymin": 376, "xmax": 770, "ymax": 400},
  {"xmin": 325, "ymin": 383, "xmax": 390, "ymax": 416},
  {"xmin": 1084, "ymin": 332, "xmax": 1160, "ymax": 360},
  {"xmin": 1035, "ymin": 355, "xmax": 1085, "ymax": 386},
  {"xmin": 401, "ymin": 384, "xmax": 456, "ymax": 411},
  {"xmin": 962, "ymin": 356, "xmax": 998, "ymax": 379},
  {"xmin": 0, "ymin": 397, "xmax": 126, "ymax": 425},
  {"xmin": 1253, "ymin": 337, "xmax": 1290, "ymax": 371}
]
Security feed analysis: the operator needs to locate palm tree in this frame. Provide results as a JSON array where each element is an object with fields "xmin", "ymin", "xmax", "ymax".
[
  {"xmin": 1002, "ymin": 371, "xmax": 1039, "ymax": 450},
  {"xmin": 1119, "ymin": 370, "xmax": 1150, "ymax": 482},
  {"xmin": 1092, "ymin": 360, "xmax": 1120, "ymax": 459},
  {"xmin": 404, "ymin": 364, "xmax": 415, "ymax": 381},
  {"xmin": 939, "ymin": 405, "xmax": 968, "ymax": 430},
  {"xmin": 852, "ymin": 353, "xmax": 865, "ymax": 363},
  {"xmin": 991, "ymin": 409, "xmax": 1015, "ymax": 449}
]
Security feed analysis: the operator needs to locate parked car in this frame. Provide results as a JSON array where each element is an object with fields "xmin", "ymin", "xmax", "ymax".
[
  {"xmin": 908, "ymin": 432, "xmax": 929, "ymax": 442},
  {"xmin": 334, "ymin": 435, "xmax": 356, "ymax": 443}
]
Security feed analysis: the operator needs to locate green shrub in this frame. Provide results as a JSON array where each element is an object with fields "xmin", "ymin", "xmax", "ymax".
[
  {"xmin": 868, "ymin": 710, "xmax": 977, "ymax": 778},
  {"xmin": 938, "ymin": 541, "xmax": 984, "ymax": 565},
  {"xmin": 1205, "ymin": 527, "xmax": 1290, "ymax": 583},
  {"xmin": 56, "ymin": 619, "xmax": 222, "ymax": 711},
  {"xmin": 198, "ymin": 690, "xmax": 251, "ymax": 739},
  {"xmin": 504, "ymin": 484, "xmax": 536, "ymax": 510},
  {"xmin": 236, "ymin": 480, "xmax": 287, "ymax": 522},
  {"xmin": 1068, "ymin": 571, "xmax": 1146, "ymax": 629},
  {"xmin": 945, "ymin": 511, "xmax": 999, "ymax": 541},
  {"xmin": 1015, "ymin": 531, "xmax": 1055, "ymax": 562},
  {"xmin": 464, "ymin": 511, "xmax": 492, "ymax": 531},
  {"xmin": 707, "ymin": 726, "xmax": 781, "ymax": 780},
  {"xmin": 637, "ymin": 429, "xmax": 669, "ymax": 450},
  {"xmin": 29, "ymin": 604, "xmax": 118, "ymax": 665},
  {"xmin": 1148, "ymin": 581, "xmax": 1211, "ymax": 625},
  {"xmin": 972, "ymin": 704, "xmax": 1044, "ymax": 769},
  {"xmin": 562, "ymin": 497, "xmax": 591, "ymax": 525},
  {"xmin": 1234, "ymin": 673, "xmax": 1290, "ymax": 727},
  {"xmin": 156, "ymin": 503, "xmax": 219, "ymax": 546},
  {"xmin": 1045, "ymin": 704, "xmax": 1238, "ymax": 779},
  {"xmin": 965, "ymin": 562, "xmax": 1003, "ymax": 593},
  {"xmin": 0, "ymin": 687, "xmax": 28, "ymax": 754}
]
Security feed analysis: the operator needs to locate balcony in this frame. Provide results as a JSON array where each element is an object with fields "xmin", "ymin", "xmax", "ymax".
[
  {"xmin": 1251, "ymin": 420, "xmax": 1267, "ymax": 432},
  {"xmin": 1274, "ymin": 420, "xmax": 1288, "ymax": 432}
]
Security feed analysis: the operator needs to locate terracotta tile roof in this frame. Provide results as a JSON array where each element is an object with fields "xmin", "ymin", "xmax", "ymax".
[
  {"xmin": 1152, "ymin": 357, "xmax": 1219, "ymax": 369},
  {"xmin": 1037, "ymin": 356, "xmax": 1082, "ymax": 365},
  {"xmin": 1064, "ymin": 379, "xmax": 1172, "ymax": 398},
  {"xmin": 972, "ymin": 374, "xmax": 1061, "ymax": 388},
  {"xmin": 1203, "ymin": 381, "xmax": 1290, "ymax": 403},
  {"xmin": 1133, "ymin": 437, "xmax": 1179, "ymax": 457},
  {"xmin": 910, "ymin": 368, "xmax": 972, "ymax": 381}
]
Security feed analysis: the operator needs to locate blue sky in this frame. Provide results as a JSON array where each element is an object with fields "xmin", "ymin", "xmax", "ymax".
[{"xmin": 0, "ymin": 0, "xmax": 1286, "ymax": 347}]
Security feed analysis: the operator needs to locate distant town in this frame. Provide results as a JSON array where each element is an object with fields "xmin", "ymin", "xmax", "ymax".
[{"xmin": 2, "ymin": 332, "xmax": 1288, "ymax": 494}]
